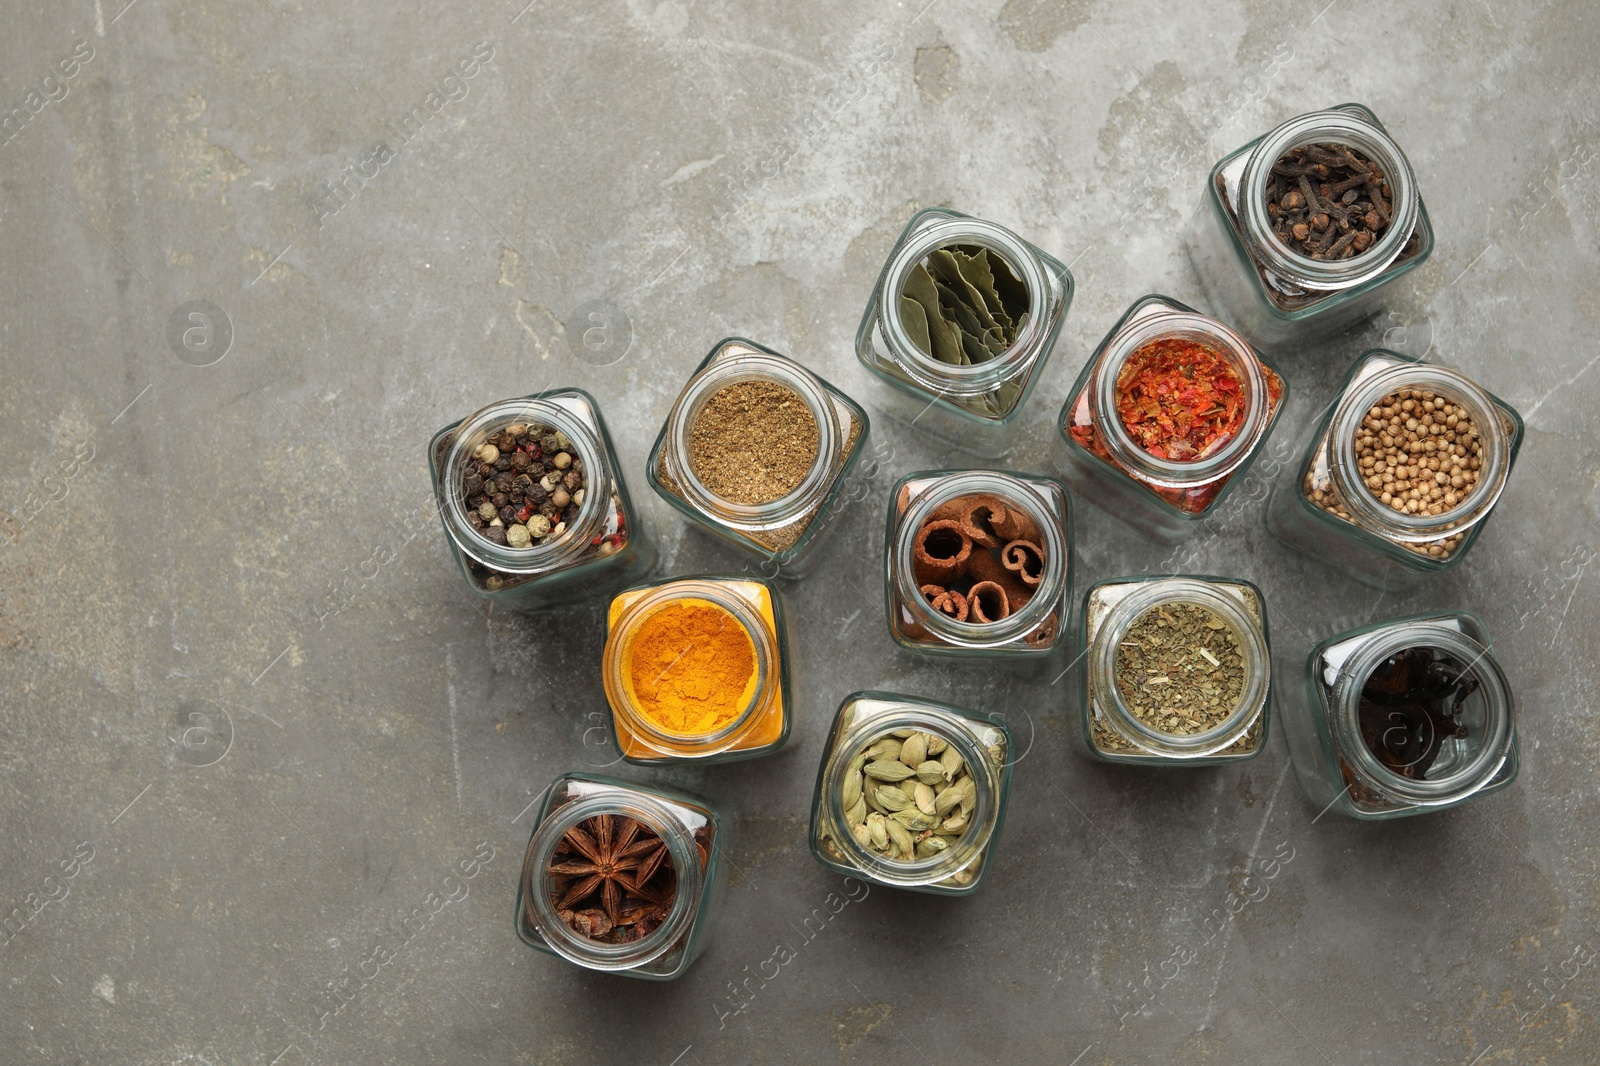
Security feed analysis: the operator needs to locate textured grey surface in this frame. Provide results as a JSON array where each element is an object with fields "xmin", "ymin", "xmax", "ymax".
[{"xmin": 1, "ymin": 0, "xmax": 1597, "ymax": 1063}]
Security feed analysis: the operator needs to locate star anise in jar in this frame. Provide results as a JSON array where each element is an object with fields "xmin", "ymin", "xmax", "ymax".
[{"xmin": 543, "ymin": 813, "xmax": 676, "ymax": 944}]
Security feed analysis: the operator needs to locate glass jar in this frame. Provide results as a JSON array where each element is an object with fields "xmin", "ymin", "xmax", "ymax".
[
  {"xmin": 647, "ymin": 338, "xmax": 869, "ymax": 577},
  {"xmin": 1185, "ymin": 103, "xmax": 1434, "ymax": 351},
  {"xmin": 1281, "ymin": 612, "xmax": 1518, "ymax": 820},
  {"xmin": 1074, "ymin": 575, "xmax": 1271, "ymax": 766},
  {"xmin": 1054, "ymin": 294, "xmax": 1287, "ymax": 543},
  {"xmin": 1267, "ymin": 350, "xmax": 1523, "ymax": 588},
  {"xmin": 515, "ymin": 773, "xmax": 725, "ymax": 979},
  {"xmin": 885, "ymin": 470, "xmax": 1072, "ymax": 656},
  {"xmin": 809, "ymin": 691, "xmax": 1013, "ymax": 896},
  {"xmin": 855, "ymin": 207, "xmax": 1074, "ymax": 457},
  {"xmin": 427, "ymin": 389, "xmax": 653, "ymax": 607},
  {"xmin": 601, "ymin": 575, "xmax": 791, "ymax": 765}
]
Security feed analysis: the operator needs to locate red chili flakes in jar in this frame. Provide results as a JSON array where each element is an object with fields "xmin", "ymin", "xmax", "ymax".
[{"xmin": 1112, "ymin": 338, "xmax": 1244, "ymax": 462}]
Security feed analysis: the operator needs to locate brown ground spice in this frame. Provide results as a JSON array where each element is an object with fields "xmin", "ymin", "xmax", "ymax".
[{"xmin": 688, "ymin": 381, "xmax": 820, "ymax": 505}]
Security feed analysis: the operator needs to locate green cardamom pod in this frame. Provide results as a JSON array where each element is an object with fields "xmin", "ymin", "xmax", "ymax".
[
  {"xmin": 913, "ymin": 782, "xmax": 937, "ymax": 816},
  {"xmin": 841, "ymin": 769, "xmax": 863, "ymax": 810},
  {"xmin": 916, "ymin": 760, "xmax": 946, "ymax": 786},
  {"xmin": 986, "ymin": 741, "xmax": 1006, "ymax": 766},
  {"xmin": 891, "ymin": 728, "xmax": 917, "ymax": 739},
  {"xmin": 926, "ymin": 734, "xmax": 947, "ymax": 756},
  {"xmin": 867, "ymin": 812, "xmax": 889, "ymax": 850},
  {"xmin": 885, "ymin": 817, "xmax": 914, "ymax": 858},
  {"xmin": 940, "ymin": 747, "xmax": 963, "ymax": 781},
  {"xmin": 847, "ymin": 797, "xmax": 867, "ymax": 826},
  {"xmin": 891, "ymin": 808, "xmax": 936, "ymax": 832},
  {"xmin": 873, "ymin": 786, "xmax": 912, "ymax": 812},
  {"xmin": 941, "ymin": 810, "xmax": 969, "ymax": 834},
  {"xmin": 934, "ymin": 782, "xmax": 965, "ymax": 816},
  {"xmin": 865, "ymin": 759, "xmax": 916, "ymax": 782},
  {"xmin": 916, "ymin": 836, "xmax": 949, "ymax": 858},
  {"xmin": 900, "ymin": 733, "xmax": 928, "ymax": 768},
  {"xmin": 865, "ymin": 737, "xmax": 901, "ymax": 760},
  {"xmin": 851, "ymin": 823, "xmax": 872, "ymax": 848}
]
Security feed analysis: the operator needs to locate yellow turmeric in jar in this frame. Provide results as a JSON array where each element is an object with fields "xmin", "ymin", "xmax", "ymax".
[{"xmin": 623, "ymin": 599, "xmax": 759, "ymax": 736}]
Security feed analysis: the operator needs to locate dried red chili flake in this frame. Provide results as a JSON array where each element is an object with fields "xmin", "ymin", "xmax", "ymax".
[{"xmin": 1114, "ymin": 337, "xmax": 1244, "ymax": 461}]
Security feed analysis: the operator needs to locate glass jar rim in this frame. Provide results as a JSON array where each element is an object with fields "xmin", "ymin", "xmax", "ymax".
[
  {"xmin": 893, "ymin": 471, "xmax": 1068, "ymax": 648},
  {"xmin": 1328, "ymin": 362, "xmax": 1512, "ymax": 540},
  {"xmin": 823, "ymin": 706, "xmax": 999, "ymax": 887},
  {"xmin": 1089, "ymin": 579, "xmax": 1269, "ymax": 757},
  {"xmin": 439, "ymin": 397, "xmax": 608, "ymax": 574},
  {"xmin": 602, "ymin": 580, "xmax": 776, "ymax": 756},
  {"xmin": 522, "ymin": 792, "xmax": 702, "ymax": 970},
  {"xmin": 663, "ymin": 349, "xmax": 841, "ymax": 530},
  {"xmin": 1089, "ymin": 310, "xmax": 1271, "ymax": 486},
  {"xmin": 877, "ymin": 216, "xmax": 1049, "ymax": 397},
  {"xmin": 1330, "ymin": 624, "xmax": 1515, "ymax": 805},
  {"xmin": 1239, "ymin": 108, "xmax": 1420, "ymax": 292}
]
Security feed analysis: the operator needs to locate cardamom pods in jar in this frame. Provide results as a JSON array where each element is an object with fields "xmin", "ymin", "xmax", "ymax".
[{"xmin": 838, "ymin": 726, "xmax": 988, "ymax": 864}]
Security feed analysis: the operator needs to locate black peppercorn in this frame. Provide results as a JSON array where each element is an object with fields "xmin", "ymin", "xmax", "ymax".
[
  {"xmin": 540, "ymin": 433, "xmax": 560, "ymax": 454},
  {"xmin": 494, "ymin": 456, "xmax": 512, "ymax": 471},
  {"xmin": 563, "ymin": 470, "xmax": 582, "ymax": 492},
  {"xmin": 477, "ymin": 462, "xmax": 493, "ymax": 477},
  {"xmin": 540, "ymin": 501, "xmax": 558, "ymax": 519},
  {"xmin": 468, "ymin": 511, "xmax": 485, "ymax": 528},
  {"xmin": 492, "ymin": 492, "xmax": 509, "ymax": 508},
  {"xmin": 499, "ymin": 505, "xmax": 518, "ymax": 524},
  {"xmin": 514, "ymin": 474, "xmax": 534, "ymax": 495},
  {"xmin": 485, "ymin": 526, "xmax": 509, "ymax": 546},
  {"xmin": 511, "ymin": 451, "xmax": 530, "ymax": 471},
  {"xmin": 464, "ymin": 474, "xmax": 484, "ymax": 496}
]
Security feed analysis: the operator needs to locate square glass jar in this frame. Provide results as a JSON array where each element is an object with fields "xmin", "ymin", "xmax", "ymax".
[
  {"xmin": 1054, "ymin": 294, "xmax": 1287, "ymax": 544},
  {"xmin": 884, "ymin": 469, "xmax": 1072, "ymax": 657},
  {"xmin": 647, "ymin": 338, "xmax": 869, "ymax": 577},
  {"xmin": 515, "ymin": 772, "xmax": 727, "ymax": 979},
  {"xmin": 1074, "ymin": 575, "xmax": 1271, "ymax": 766},
  {"xmin": 1266, "ymin": 350, "xmax": 1523, "ymax": 589},
  {"xmin": 856, "ymin": 207, "xmax": 1074, "ymax": 457},
  {"xmin": 428, "ymin": 388, "xmax": 654, "ymax": 608},
  {"xmin": 601, "ymin": 575, "xmax": 792, "ymax": 765},
  {"xmin": 1185, "ymin": 103, "xmax": 1434, "ymax": 352},
  {"xmin": 809, "ymin": 691, "xmax": 1013, "ymax": 896},
  {"xmin": 1280, "ymin": 612, "xmax": 1518, "ymax": 821}
]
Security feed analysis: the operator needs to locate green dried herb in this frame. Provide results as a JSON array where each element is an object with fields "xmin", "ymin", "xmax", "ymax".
[
  {"xmin": 1113, "ymin": 602, "xmax": 1245, "ymax": 736},
  {"xmin": 900, "ymin": 243, "xmax": 1031, "ymax": 368}
]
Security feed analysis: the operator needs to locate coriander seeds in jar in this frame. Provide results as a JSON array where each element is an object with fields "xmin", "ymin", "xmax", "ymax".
[
  {"xmin": 856, "ymin": 208, "xmax": 1073, "ymax": 457},
  {"xmin": 516, "ymin": 773, "xmax": 726, "ymax": 980},
  {"xmin": 1075, "ymin": 576, "xmax": 1272, "ymax": 766},
  {"xmin": 1185, "ymin": 104, "xmax": 1433, "ymax": 351},
  {"xmin": 428, "ymin": 389, "xmax": 652, "ymax": 607},
  {"xmin": 648, "ymin": 338, "xmax": 869, "ymax": 577},
  {"xmin": 1266, "ymin": 350, "xmax": 1522, "ymax": 588},
  {"xmin": 885, "ymin": 470, "xmax": 1072, "ymax": 657},
  {"xmin": 809, "ymin": 691, "xmax": 1013, "ymax": 896}
]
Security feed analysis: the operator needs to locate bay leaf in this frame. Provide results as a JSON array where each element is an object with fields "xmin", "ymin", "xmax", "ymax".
[{"xmin": 902, "ymin": 264, "xmax": 966, "ymax": 366}]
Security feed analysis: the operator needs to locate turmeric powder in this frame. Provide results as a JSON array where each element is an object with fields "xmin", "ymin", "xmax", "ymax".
[{"xmin": 624, "ymin": 599, "xmax": 758, "ymax": 736}]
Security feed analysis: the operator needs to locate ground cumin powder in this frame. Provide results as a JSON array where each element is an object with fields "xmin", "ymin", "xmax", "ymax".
[{"xmin": 624, "ymin": 599, "xmax": 758, "ymax": 736}]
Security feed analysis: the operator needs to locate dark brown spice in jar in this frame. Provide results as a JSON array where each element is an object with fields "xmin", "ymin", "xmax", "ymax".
[
  {"xmin": 687, "ymin": 381, "xmax": 819, "ymax": 505},
  {"xmin": 1265, "ymin": 142, "xmax": 1415, "ymax": 261}
]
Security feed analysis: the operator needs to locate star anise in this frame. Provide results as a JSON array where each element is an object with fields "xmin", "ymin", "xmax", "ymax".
[{"xmin": 544, "ymin": 813, "xmax": 675, "ymax": 943}]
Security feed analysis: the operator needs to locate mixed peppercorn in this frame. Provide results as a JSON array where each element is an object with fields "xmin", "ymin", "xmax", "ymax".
[{"xmin": 459, "ymin": 421, "xmax": 586, "ymax": 550}]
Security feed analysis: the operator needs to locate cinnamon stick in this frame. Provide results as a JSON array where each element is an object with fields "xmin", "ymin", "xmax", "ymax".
[
  {"xmin": 912, "ymin": 519, "xmax": 972, "ymax": 586},
  {"xmin": 967, "ymin": 581, "xmax": 1010, "ymax": 623},
  {"xmin": 1001, "ymin": 539, "xmax": 1045, "ymax": 587},
  {"xmin": 919, "ymin": 584, "xmax": 969, "ymax": 623}
]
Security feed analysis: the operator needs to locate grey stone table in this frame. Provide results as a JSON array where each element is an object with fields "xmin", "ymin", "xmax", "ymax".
[{"xmin": 2, "ymin": 1, "xmax": 1596, "ymax": 1063}]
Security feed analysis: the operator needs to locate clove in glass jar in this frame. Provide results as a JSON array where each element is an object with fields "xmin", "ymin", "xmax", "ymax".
[
  {"xmin": 428, "ymin": 389, "xmax": 653, "ymax": 607},
  {"xmin": 601, "ymin": 575, "xmax": 792, "ymax": 766},
  {"xmin": 1074, "ymin": 575, "xmax": 1271, "ymax": 766},
  {"xmin": 647, "ymin": 338, "xmax": 869, "ymax": 577},
  {"xmin": 1280, "ymin": 612, "xmax": 1517, "ymax": 820},
  {"xmin": 856, "ymin": 207, "xmax": 1073, "ymax": 457},
  {"xmin": 1267, "ymin": 350, "xmax": 1523, "ymax": 589},
  {"xmin": 1185, "ymin": 104, "xmax": 1434, "ymax": 351},
  {"xmin": 885, "ymin": 470, "xmax": 1072, "ymax": 657},
  {"xmin": 515, "ymin": 772, "xmax": 726, "ymax": 980},
  {"xmin": 1054, "ymin": 294, "xmax": 1287, "ymax": 543},
  {"xmin": 809, "ymin": 691, "xmax": 1013, "ymax": 896}
]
